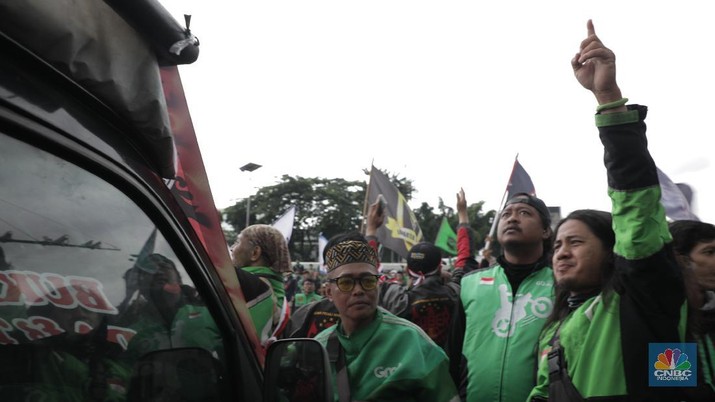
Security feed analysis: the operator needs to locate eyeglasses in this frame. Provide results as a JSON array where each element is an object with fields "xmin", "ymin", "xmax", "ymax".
[{"xmin": 328, "ymin": 275, "xmax": 379, "ymax": 292}]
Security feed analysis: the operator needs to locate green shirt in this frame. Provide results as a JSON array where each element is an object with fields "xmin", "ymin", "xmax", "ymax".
[{"xmin": 315, "ymin": 308, "xmax": 459, "ymax": 402}]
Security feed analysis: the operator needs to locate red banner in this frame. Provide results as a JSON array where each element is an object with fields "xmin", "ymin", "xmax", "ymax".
[{"xmin": 160, "ymin": 66, "xmax": 264, "ymax": 364}]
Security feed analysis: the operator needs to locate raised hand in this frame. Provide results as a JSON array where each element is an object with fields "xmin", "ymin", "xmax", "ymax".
[
  {"xmin": 365, "ymin": 198, "xmax": 385, "ymax": 236},
  {"xmin": 571, "ymin": 19, "xmax": 621, "ymax": 104},
  {"xmin": 457, "ymin": 188, "xmax": 469, "ymax": 224}
]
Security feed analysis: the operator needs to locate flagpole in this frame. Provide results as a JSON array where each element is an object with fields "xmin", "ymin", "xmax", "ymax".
[
  {"xmin": 488, "ymin": 188, "xmax": 509, "ymax": 238},
  {"xmin": 485, "ymin": 153, "xmax": 519, "ymax": 250},
  {"xmin": 360, "ymin": 162, "xmax": 375, "ymax": 233}
]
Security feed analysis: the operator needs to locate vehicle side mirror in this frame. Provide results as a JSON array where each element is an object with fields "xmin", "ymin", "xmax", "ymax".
[
  {"xmin": 127, "ymin": 347, "xmax": 227, "ymax": 401},
  {"xmin": 263, "ymin": 338, "xmax": 333, "ymax": 402}
]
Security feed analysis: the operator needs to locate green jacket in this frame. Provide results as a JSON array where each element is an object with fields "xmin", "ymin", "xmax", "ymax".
[
  {"xmin": 125, "ymin": 303, "xmax": 222, "ymax": 364},
  {"xmin": 458, "ymin": 264, "xmax": 554, "ymax": 402},
  {"xmin": 315, "ymin": 308, "xmax": 459, "ymax": 402},
  {"xmin": 1, "ymin": 335, "xmax": 130, "ymax": 402},
  {"xmin": 693, "ymin": 334, "xmax": 715, "ymax": 399},
  {"xmin": 293, "ymin": 292, "xmax": 323, "ymax": 309},
  {"xmin": 528, "ymin": 106, "xmax": 686, "ymax": 401},
  {"xmin": 31, "ymin": 350, "xmax": 129, "ymax": 402},
  {"xmin": 242, "ymin": 265, "xmax": 287, "ymax": 344}
]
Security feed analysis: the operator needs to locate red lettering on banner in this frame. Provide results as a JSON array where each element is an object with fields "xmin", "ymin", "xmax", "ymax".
[
  {"xmin": 0, "ymin": 318, "xmax": 19, "ymax": 345},
  {"xmin": 40, "ymin": 273, "xmax": 76, "ymax": 308},
  {"xmin": 75, "ymin": 320, "xmax": 93, "ymax": 335},
  {"xmin": 9, "ymin": 271, "xmax": 44, "ymax": 305},
  {"xmin": 25, "ymin": 316, "xmax": 65, "ymax": 340},
  {"xmin": 31, "ymin": 316, "xmax": 65, "ymax": 338},
  {"xmin": 0, "ymin": 317, "xmax": 137, "ymax": 346},
  {"xmin": 0, "ymin": 271, "xmax": 26, "ymax": 305},
  {"xmin": 69, "ymin": 277, "xmax": 118, "ymax": 314},
  {"xmin": 0, "ymin": 271, "xmax": 117, "ymax": 315},
  {"xmin": 107, "ymin": 325, "xmax": 137, "ymax": 350},
  {"xmin": 14, "ymin": 316, "xmax": 64, "ymax": 341}
]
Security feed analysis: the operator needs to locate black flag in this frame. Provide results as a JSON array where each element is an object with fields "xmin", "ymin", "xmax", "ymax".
[
  {"xmin": 366, "ymin": 166, "xmax": 423, "ymax": 258},
  {"xmin": 505, "ymin": 159, "xmax": 536, "ymax": 201}
]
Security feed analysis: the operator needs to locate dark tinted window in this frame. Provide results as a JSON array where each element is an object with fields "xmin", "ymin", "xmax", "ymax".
[{"xmin": 0, "ymin": 133, "xmax": 224, "ymax": 400}]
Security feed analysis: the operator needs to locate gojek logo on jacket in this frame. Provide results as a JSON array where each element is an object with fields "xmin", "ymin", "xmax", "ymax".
[
  {"xmin": 374, "ymin": 363, "xmax": 401, "ymax": 378},
  {"xmin": 491, "ymin": 284, "xmax": 552, "ymax": 337},
  {"xmin": 649, "ymin": 344, "xmax": 697, "ymax": 387}
]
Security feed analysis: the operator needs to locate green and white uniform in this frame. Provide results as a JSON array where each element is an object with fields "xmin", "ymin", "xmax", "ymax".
[
  {"xmin": 456, "ymin": 263, "xmax": 554, "ymax": 402},
  {"xmin": 315, "ymin": 308, "xmax": 459, "ymax": 402},
  {"xmin": 125, "ymin": 303, "xmax": 222, "ymax": 363}
]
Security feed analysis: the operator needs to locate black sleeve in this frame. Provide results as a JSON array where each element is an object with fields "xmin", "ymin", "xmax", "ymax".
[
  {"xmin": 445, "ymin": 296, "xmax": 467, "ymax": 396},
  {"xmin": 235, "ymin": 267, "xmax": 271, "ymax": 302},
  {"xmin": 600, "ymin": 105, "xmax": 686, "ymax": 400},
  {"xmin": 284, "ymin": 300, "xmax": 318, "ymax": 338},
  {"xmin": 378, "ymin": 282, "xmax": 410, "ymax": 318}
]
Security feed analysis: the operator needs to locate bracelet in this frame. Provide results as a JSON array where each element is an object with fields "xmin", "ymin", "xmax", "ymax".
[{"xmin": 596, "ymin": 97, "xmax": 628, "ymax": 112}]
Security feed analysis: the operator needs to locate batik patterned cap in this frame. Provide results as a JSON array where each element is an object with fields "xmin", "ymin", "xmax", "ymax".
[{"xmin": 325, "ymin": 240, "xmax": 378, "ymax": 272}]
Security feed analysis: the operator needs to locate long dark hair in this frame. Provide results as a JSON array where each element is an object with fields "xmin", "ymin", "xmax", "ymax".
[
  {"xmin": 669, "ymin": 220, "xmax": 715, "ymax": 336},
  {"xmin": 543, "ymin": 209, "xmax": 615, "ymax": 331},
  {"xmin": 669, "ymin": 220, "xmax": 715, "ymax": 257}
]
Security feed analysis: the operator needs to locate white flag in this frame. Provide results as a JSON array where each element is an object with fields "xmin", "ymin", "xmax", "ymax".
[
  {"xmin": 657, "ymin": 167, "xmax": 699, "ymax": 221},
  {"xmin": 318, "ymin": 233, "xmax": 328, "ymax": 274},
  {"xmin": 272, "ymin": 205, "xmax": 297, "ymax": 243}
]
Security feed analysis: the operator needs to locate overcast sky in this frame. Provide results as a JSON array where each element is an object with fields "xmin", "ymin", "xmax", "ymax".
[{"xmin": 163, "ymin": 1, "xmax": 715, "ymax": 224}]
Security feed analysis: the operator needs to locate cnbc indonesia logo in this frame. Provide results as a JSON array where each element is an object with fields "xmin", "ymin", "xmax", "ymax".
[{"xmin": 649, "ymin": 344, "xmax": 697, "ymax": 387}]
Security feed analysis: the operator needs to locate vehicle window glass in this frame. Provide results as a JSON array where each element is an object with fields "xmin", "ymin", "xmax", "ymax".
[{"xmin": 0, "ymin": 133, "xmax": 224, "ymax": 400}]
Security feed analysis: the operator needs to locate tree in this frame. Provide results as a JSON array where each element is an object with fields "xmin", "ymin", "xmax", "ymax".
[
  {"xmin": 414, "ymin": 196, "xmax": 495, "ymax": 256},
  {"xmin": 413, "ymin": 202, "xmax": 441, "ymax": 244},
  {"xmin": 223, "ymin": 175, "xmax": 366, "ymax": 261},
  {"xmin": 457, "ymin": 200, "xmax": 495, "ymax": 252},
  {"xmin": 222, "ymin": 171, "xmax": 496, "ymax": 263}
]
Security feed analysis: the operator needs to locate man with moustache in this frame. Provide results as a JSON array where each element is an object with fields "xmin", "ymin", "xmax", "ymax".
[
  {"xmin": 448, "ymin": 192, "xmax": 554, "ymax": 402},
  {"xmin": 314, "ymin": 232, "xmax": 458, "ymax": 402}
]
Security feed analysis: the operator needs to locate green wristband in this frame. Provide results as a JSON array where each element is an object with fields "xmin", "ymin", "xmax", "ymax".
[{"xmin": 596, "ymin": 97, "xmax": 628, "ymax": 112}]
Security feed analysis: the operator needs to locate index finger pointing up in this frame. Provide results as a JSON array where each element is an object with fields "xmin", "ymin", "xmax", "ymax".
[{"xmin": 587, "ymin": 19, "xmax": 595, "ymax": 37}]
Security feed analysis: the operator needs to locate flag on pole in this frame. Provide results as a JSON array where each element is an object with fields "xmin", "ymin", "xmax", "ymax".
[
  {"xmin": 488, "ymin": 157, "xmax": 537, "ymax": 240},
  {"xmin": 272, "ymin": 205, "xmax": 297, "ymax": 243},
  {"xmin": 119, "ymin": 227, "xmax": 159, "ymax": 314},
  {"xmin": 317, "ymin": 233, "xmax": 328, "ymax": 274},
  {"xmin": 506, "ymin": 159, "xmax": 536, "ymax": 200},
  {"xmin": 366, "ymin": 166, "xmax": 423, "ymax": 258},
  {"xmin": 434, "ymin": 217, "xmax": 457, "ymax": 255},
  {"xmin": 656, "ymin": 167, "xmax": 699, "ymax": 221},
  {"xmin": 131, "ymin": 227, "xmax": 157, "ymax": 265}
]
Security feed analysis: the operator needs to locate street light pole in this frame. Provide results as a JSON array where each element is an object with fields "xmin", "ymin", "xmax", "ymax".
[
  {"xmin": 245, "ymin": 195, "xmax": 251, "ymax": 228},
  {"xmin": 240, "ymin": 162, "xmax": 262, "ymax": 228}
]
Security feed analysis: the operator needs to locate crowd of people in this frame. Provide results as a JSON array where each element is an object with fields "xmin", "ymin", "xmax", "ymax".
[
  {"xmin": 30, "ymin": 17, "xmax": 709, "ymax": 402},
  {"xmin": 228, "ymin": 20, "xmax": 715, "ymax": 401}
]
